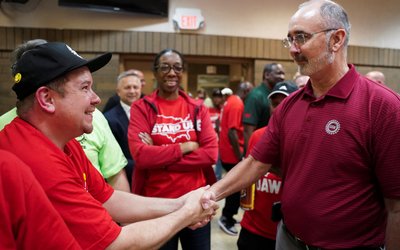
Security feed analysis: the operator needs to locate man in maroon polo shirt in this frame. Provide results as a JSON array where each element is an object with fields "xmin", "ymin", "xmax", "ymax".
[{"xmin": 201, "ymin": 0, "xmax": 400, "ymax": 249}]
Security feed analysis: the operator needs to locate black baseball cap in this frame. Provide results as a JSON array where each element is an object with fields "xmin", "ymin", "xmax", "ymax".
[
  {"xmin": 12, "ymin": 42, "xmax": 112, "ymax": 100},
  {"xmin": 211, "ymin": 88, "xmax": 222, "ymax": 97},
  {"xmin": 268, "ymin": 80, "xmax": 298, "ymax": 99}
]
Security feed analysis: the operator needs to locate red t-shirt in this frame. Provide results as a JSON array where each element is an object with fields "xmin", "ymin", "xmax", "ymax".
[
  {"xmin": 219, "ymin": 95, "xmax": 244, "ymax": 163},
  {"xmin": 251, "ymin": 65, "xmax": 400, "ymax": 248},
  {"xmin": 0, "ymin": 118, "xmax": 121, "ymax": 250},
  {"xmin": 0, "ymin": 149, "xmax": 81, "ymax": 250},
  {"xmin": 144, "ymin": 95, "xmax": 206, "ymax": 198},
  {"xmin": 241, "ymin": 127, "xmax": 282, "ymax": 240}
]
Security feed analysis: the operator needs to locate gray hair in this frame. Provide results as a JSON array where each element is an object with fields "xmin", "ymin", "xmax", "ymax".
[
  {"xmin": 300, "ymin": 0, "xmax": 351, "ymax": 47},
  {"xmin": 319, "ymin": 1, "xmax": 351, "ymax": 46},
  {"xmin": 11, "ymin": 39, "xmax": 48, "ymax": 76},
  {"xmin": 117, "ymin": 70, "xmax": 139, "ymax": 83}
]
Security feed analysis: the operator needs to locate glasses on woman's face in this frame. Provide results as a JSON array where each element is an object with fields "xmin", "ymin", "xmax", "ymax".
[
  {"xmin": 155, "ymin": 64, "xmax": 183, "ymax": 74},
  {"xmin": 282, "ymin": 28, "xmax": 337, "ymax": 48}
]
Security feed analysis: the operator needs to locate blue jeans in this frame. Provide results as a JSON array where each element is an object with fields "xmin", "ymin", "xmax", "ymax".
[
  {"xmin": 159, "ymin": 223, "xmax": 211, "ymax": 250},
  {"xmin": 214, "ymin": 155, "xmax": 223, "ymax": 180}
]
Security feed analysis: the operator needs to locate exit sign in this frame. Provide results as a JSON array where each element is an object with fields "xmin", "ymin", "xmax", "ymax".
[{"xmin": 173, "ymin": 8, "xmax": 204, "ymax": 30}]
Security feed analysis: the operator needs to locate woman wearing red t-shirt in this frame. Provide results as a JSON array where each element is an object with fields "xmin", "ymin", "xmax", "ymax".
[{"xmin": 128, "ymin": 49, "xmax": 218, "ymax": 250}]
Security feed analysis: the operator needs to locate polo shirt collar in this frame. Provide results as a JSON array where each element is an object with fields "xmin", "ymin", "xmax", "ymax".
[{"xmin": 302, "ymin": 64, "xmax": 357, "ymax": 101}]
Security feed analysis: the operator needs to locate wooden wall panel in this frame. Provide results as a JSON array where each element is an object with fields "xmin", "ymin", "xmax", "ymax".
[
  {"xmin": 395, "ymin": 50, "xmax": 400, "ymax": 66},
  {"xmin": 78, "ymin": 30, "xmax": 87, "ymax": 51},
  {"xmin": 158, "ymin": 32, "xmax": 167, "ymax": 51},
  {"xmin": 2, "ymin": 26, "xmax": 400, "ymax": 114},
  {"xmin": 0, "ymin": 26, "xmax": 399, "ymax": 67},
  {"xmin": 38, "ymin": 29, "xmax": 47, "ymax": 43},
  {"xmin": 122, "ymin": 31, "xmax": 130, "ymax": 52},
  {"xmin": 70, "ymin": 30, "xmax": 79, "ymax": 50},
  {"xmin": 356, "ymin": 46, "xmax": 363, "ymax": 65},
  {"xmin": 224, "ymin": 36, "xmax": 232, "ymax": 57},
  {"xmin": 250, "ymin": 37, "xmax": 258, "ymax": 58},
  {"xmin": 62, "ymin": 29, "xmax": 71, "ymax": 47},
  {"xmin": 145, "ymin": 32, "xmax": 153, "ymax": 53},
  {"xmin": 181, "ymin": 34, "xmax": 190, "ymax": 55},
  {"xmin": 196, "ymin": 35, "xmax": 205, "ymax": 55},
  {"xmin": 20, "ymin": 28, "xmax": 31, "ymax": 43},
  {"xmin": 217, "ymin": 36, "xmax": 225, "ymax": 57},
  {"xmin": 231, "ymin": 37, "xmax": 238, "ymax": 57},
  {"xmin": 137, "ymin": 32, "xmax": 146, "ymax": 52},
  {"xmin": 256, "ymin": 38, "xmax": 263, "ymax": 59},
  {"xmin": 203, "ymin": 35, "xmax": 211, "ymax": 55},
  {"xmin": 92, "ymin": 31, "xmax": 101, "ymax": 51},
  {"xmin": 263, "ymin": 39, "xmax": 270, "ymax": 59},
  {"xmin": 237, "ymin": 37, "xmax": 245, "ymax": 57},
  {"xmin": 388, "ymin": 49, "xmax": 395, "ymax": 66},
  {"xmin": 46, "ymin": 29, "xmax": 56, "ymax": 43},
  {"xmin": 174, "ymin": 33, "xmax": 183, "ymax": 53},
  {"xmin": 167, "ymin": 33, "xmax": 175, "ymax": 50},
  {"xmin": 129, "ymin": 31, "xmax": 138, "ymax": 53},
  {"xmin": 152, "ymin": 32, "xmax": 161, "ymax": 54},
  {"xmin": 114, "ymin": 31, "xmax": 123, "ymax": 52},
  {"xmin": 6, "ymin": 28, "xmax": 15, "ymax": 50},
  {"xmin": 189, "ymin": 34, "xmax": 197, "ymax": 55},
  {"xmin": 210, "ymin": 36, "xmax": 218, "ymax": 56},
  {"xmin": 347, "ymin": 46, "xmax": 353, "ymax": 64},
  {"xmin": 13, "ymin": 28, "xmax": 23, "ymax": 47},
  {"xmin": 244, "ymin": 37, "xmax": 251, "ymax": 58}
]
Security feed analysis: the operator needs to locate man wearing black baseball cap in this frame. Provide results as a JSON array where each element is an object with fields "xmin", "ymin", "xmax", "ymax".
[
  {"xmin": 0, "ymin": 41, "xmax": 218, "ymax": 249},
  {"xmin": 237, "ymin": 80, "xmax": 298, "ymax": 250},
  {"xmin": 12, "ymin": 42, "xmax": 112, "ymax": 100},
  {"xmin": 267, "ymin": 80, "xmax": 298, "ymax": 112}
]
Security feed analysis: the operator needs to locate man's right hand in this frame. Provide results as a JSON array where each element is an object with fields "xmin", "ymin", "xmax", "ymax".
[
  {"xmin": 181, "ymin": 186, "xmax": 218, "ymax": 229},
  {"xmin": 200, "ymin": 189, "xmax": 217, "ymax": 210}
]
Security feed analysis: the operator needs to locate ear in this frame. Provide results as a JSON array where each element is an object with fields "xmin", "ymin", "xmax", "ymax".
[
  {"xmin": 35, "ymin": 86, "xmax": 56, "ymax": 113},
  {"xmin": 330, "ymin": 29, "xmax": 346, "ymax": 52}
]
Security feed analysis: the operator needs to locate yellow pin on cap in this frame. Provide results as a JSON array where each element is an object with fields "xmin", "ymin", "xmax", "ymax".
[{"xmin": 14, "ymin": 73, "xmax": 22, "ymax": 83}]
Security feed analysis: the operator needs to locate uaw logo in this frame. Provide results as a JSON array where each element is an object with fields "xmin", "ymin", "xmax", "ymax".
[
  {"xmin": 325, "ymin": 119, "xmax": 340, "ymax": 135},
  {"xmin": 152, "ymin": 114, "xmax": 194, "ymax": 143}
]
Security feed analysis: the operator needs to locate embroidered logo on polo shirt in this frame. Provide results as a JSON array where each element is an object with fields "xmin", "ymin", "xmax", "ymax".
[{"xmin": 325, "ymin": 119, "xmax": 340, "ymax": 135}]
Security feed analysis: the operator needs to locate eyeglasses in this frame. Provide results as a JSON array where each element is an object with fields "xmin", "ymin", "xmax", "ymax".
[
  {"xmin": 155, "ymin": 64, "xmax": 183, "ymax": 74},
  {"xmin": 282, "ymin": 28, "xmax": 337, "ymax": 48}
]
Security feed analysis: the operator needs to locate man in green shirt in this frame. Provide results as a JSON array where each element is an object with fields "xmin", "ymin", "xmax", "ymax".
[{"xmin": 242, "ymin": 63, "xmax": 285, "ymax": 152}]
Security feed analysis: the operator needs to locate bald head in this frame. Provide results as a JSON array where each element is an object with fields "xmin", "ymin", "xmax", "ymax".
[
  {"xmin": 237, "ymin": 81, "xmax": 254, "ymax": 101},
  {"xmin": 365, "ymin": 71, "xmax": 385, "ymax": 85}
]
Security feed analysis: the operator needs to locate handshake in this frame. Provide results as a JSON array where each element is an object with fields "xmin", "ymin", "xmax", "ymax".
[{"xmin": 179, "ymin": 186, "xmax": 218, "ymax": 229}]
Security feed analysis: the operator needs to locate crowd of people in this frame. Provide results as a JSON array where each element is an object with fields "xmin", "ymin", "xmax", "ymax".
[{"xmin": 1, "ymin": 0, "xmax": 399, "ymax": 249}]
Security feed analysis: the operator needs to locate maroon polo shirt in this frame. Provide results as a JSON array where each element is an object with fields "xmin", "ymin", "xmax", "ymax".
[{"xmin": 251, "ymin": 65, "xmax": 400, "ymax": 249}]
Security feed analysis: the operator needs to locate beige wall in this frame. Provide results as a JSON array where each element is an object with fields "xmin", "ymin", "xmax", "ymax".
[
  {"xmin": 1, "ymin": 0, "xmax": 400, "ymax": 49},
  {"xmin": 0, "ymin": 0, "xmax": 399, "ymax": 113}
]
